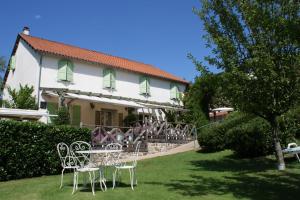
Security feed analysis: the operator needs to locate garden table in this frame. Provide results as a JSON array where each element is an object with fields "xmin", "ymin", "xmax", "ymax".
[{"xmin": 76, "ymin": 149, "xmax": 123, "ymax": 191}]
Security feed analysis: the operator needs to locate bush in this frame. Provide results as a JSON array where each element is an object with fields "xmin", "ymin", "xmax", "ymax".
[
  {"xmin": 0, "ymin": 120, "xmax": 90, "ymax": 181},
  {"xmin": 53, "ymin": 106, "xmax": 70, "ymax": 125},
  {"xmin": 279, "ymin": 106, "xmax": 300, "ymax": 139},
  {"xmin": 198, "ymin": 111, "xmax": 296, "ymax": 158},
  {"xmin": 198, "ymin": 112, "xmax": 253, "ymax": 152},
  {"xmin": 226, "ymin": 117, "xmax": 273, "ymax": 157}
]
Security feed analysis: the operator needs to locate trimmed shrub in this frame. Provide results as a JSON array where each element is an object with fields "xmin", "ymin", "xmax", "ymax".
[
  {"xmin": 0, "ymin": 120, "xmax": 90, "ymax": 181},
  {"xmin": 197, "ymin": 112, "xmax": 254, "ymax": 152},
  {"xmin": 226, "ymin": 117, "xmax": 273, "ymax": 157}
]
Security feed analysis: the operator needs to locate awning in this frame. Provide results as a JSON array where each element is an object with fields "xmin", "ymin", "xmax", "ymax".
[
  {"xmin": 0, "ymin": 108, "xmax": 50, "ymax": 119},
  {"xmin": 65, "ymin": 93, "xmax": 144, "ymax": 108},
  {"xmin": 138, "ymin": 102, "xmax": 187, "ymax": 111},
  {"xmin": 43, "ymin": 91, "xmax": 186, "ymax": 111},
  {"xmin": 212, "ymin": 107, "xmax": 234, "ymax": 112}
]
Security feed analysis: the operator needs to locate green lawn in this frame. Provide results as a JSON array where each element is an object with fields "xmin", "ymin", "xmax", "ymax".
[{"xmin": 1, "ymin": 150, "xmax": 300, "ymax": 200}]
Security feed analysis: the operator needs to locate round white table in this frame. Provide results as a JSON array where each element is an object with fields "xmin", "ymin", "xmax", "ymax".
[{"xmin": 76, "ymin": 149, "xmax": 123, "ymax": 191}]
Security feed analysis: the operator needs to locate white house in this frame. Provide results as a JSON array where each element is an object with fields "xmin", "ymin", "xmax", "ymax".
[{"xmin": 1, "ymin": 27, "xmax": 189, "ymax": 127}]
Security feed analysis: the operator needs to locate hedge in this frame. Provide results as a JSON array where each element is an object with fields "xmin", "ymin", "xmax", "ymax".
[
  {"xmin": 0, "ymin": 120, "xmax": 90, "ymax": 181},
  {"xmin": 198, "ymin": 112, "xmax": 254, "ymax": 152},
  {"xmin": 198, "ymin": 111, "xmax": 296, "ymax": 158}
]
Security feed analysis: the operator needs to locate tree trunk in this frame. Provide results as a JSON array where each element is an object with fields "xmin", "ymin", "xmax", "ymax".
[{"xmin": 271, "ymin": 119, "xmax": 286, "ymax": 170}]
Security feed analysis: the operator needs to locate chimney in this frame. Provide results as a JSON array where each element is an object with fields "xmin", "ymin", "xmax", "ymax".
[{"xmin": 22, "ymin": 26, "xmax": 30, "ymax": 35}]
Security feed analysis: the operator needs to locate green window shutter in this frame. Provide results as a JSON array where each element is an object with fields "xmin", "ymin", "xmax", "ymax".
[
  {"xmin": 71, "ymin": 105, "xmax": 81, "ymax": 126},
  {"xmin": 47, "ymin": 102, "xmax": 58, "ymax": 114},
  {"xmin": 103, "ymin": 68, "xmax": 111, "ymax": 88},
  {"xmin": 66, "ymin": 61, "xmax": 74, "ymax": 82},
  {"xmin": 111, "ymin": 69, "xmax": 116, "ymax": 89},
  {"xmin": 10, "ymin": 56, "xmax": 16, "ymax": 70},
  {"xmin": 140, "ymin": 76, "xmax": 147, "ymax": 94},
  {"xmin": 170, "ymin": 83, "xmax": 177, "ymax": 99},
  {"xmin": 58, "ymin": 60, "xmax": 68, "ymax": 81},
  {"xmin": 146, "ymin": 77, "xmax": 150, "ymax": 95},
  {"xmin": 176, "ymin": 86, "xmax": 180, "ymax": 99}
]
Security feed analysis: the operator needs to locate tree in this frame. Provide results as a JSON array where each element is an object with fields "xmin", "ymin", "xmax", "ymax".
[
  {"xmin": 195, "ymin": 0, "xmax": 300, "ymax": 170},
  {"xmin": 0, "ymin": 56, "xmax": 6, "ymax": 106},
  {"xmin": 53, "ymin": 106, "xmax": 70, "ymax": 125},
  {"xmin": 5, "ymin": 84, "xmax": 38, "ymax": 110},
  {"xmin": 185, "ymin": 54, "xmax": 229, "ymax": 125}
]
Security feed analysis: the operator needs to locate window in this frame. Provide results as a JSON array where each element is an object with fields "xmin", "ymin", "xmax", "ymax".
[
  {"xmin": 139, "ymin": 76, "xmax": 150, "ymax": 95},
  {"xmin": 10, "ymin": 55, "xmax": 16, "ymax": 70},
  {"xmin": 103, "ymin": 68, "xmax": 116, "ymax": 89},
  {"xmin": 58, "ymin": 59, "xmax": 73, "ymax": 82},
  {"xmin": 170, "ymin": 83, "xmax": 180, "ymax": 100}
]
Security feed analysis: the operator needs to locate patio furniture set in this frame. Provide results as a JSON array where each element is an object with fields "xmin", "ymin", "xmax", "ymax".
[{"xmin": 57, "ymin": 141, "xmax": 141, "ymax": 195}]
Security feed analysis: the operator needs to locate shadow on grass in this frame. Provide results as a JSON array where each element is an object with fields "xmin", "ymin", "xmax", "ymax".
[{"xmin": 145, "ymin": 153, "xmax": 300, "ymax": 200}]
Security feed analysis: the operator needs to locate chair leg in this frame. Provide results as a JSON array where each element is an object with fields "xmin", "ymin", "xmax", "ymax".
[
  {"xmin": 60, "ymin": 168, "xmax": 65, "ymax": 189},
  {"xmin": 112, "ymin": 168, "xmax": 118, "ymax": 189},
  {"xmin": 134, "ymin": 168, "xmax": 137, "ymax": 185},
  {"xmin": 129, "ymin": 168, "xmax": 134, "ymax": 191},
  {"xmin": 88, "ymin": 172, "xmax": 95, "ymax": 196},
  {"xmin": 296, "ymin": 154, "xmax": 300, "ymax": 162},
  {"xmin": 99, "ymin": 167, "xmax": 107, "ymax": 191},
  {"xmin": 72, "ymin": 171, "xmax": 77, "ymax": 195}
]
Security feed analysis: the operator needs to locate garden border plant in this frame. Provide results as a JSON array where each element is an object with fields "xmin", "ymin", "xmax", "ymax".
[{"xmin": 0, "ymin": 120, "xmax": 90, "ymax": 181}]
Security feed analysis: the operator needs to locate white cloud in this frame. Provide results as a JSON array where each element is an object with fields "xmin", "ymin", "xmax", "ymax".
[{"xmin": 34, "ymin": 15, "xmax": 41, "ymax": 19}]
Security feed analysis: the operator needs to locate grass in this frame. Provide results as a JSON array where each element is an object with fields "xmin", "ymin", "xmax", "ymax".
[{"xmin": 1, "ymin": 150, "xmax": 300, "ymax": 200}]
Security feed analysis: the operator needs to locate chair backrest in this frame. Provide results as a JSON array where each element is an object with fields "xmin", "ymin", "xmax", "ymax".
[
  {"xmin": 105, "ymin": 143, "xmax": 123, "ymax": 150},
  {"xmin": 288, "ymin": 143, "xmax": 298, "ymax": 149},
  {"xmin": 105, "ymin": 143, "xmax": 123, "ymax": 166},
  {"xmin": 63, "ymin": 155, "xmax": 79, "ymax": 168},
  {"xmin": 70, "ymin": 141, "xmax": 92, "ymax": 167},
  {"xmin": 132, "ymin": 141, "xmax": 142, "ymax": 167},
  {"xmin": 57, "ymin": 142, "xmax": 69, "ymax": 167}
]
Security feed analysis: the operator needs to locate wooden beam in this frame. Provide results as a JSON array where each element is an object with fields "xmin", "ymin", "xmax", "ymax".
[{"xmin": 41, "ymin": 87, "xmax": 184, "ymax": 109}]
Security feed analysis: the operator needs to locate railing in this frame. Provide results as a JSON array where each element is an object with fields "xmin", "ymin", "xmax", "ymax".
[{"xmin": 89, "ymin": 121, "xmax": 197, "ymax": 152}]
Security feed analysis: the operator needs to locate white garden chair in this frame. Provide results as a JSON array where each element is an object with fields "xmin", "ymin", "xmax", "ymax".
[
  {"xmin": 112, "ymin": 141, "xmax": 141, "ymax": 190},
  {"xmin": 105, "ymin": 143, "xmax": 123, "ymax": 166},
  {"xmin": 287, "ymin": 143, "xmax": 300, "ymax": 162},
  {"xmin": 70, "ymin": 141, "xmax": 100, "ymax": 195},
  {"xmin": 57, "ymin": 142, "xmax": 79, "ymax": 189}
]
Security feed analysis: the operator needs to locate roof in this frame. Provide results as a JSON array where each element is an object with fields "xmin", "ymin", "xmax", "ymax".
[{"xmin": 19, "ymin": 33, "xmax": 188, "ymax": 84}]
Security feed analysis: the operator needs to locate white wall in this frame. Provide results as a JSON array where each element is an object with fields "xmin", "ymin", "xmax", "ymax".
[
  {"xmin": 40, "ymin": 55, "xmax": 187, "ymax": 105},
  {"xmin": 2, "ymin": 39, "xmax": 41, "ymax": 102}
]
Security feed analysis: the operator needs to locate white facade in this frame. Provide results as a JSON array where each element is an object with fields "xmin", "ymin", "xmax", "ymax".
[
  {"xmin": 39, "ymin": 54, "xmax": 186, "ymax": 104},
  {"xmin": 3, "ymin": 40, "xmax": 41, "ymax": 100},
  {"xmin": 2, "ymin": 36, "xmax": 188, "ymax": 126}
]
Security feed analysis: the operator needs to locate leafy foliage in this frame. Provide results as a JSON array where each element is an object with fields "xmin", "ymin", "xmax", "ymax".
[
  {"xmin": 52, "ymin": 106, "xmax": 70, "ymax": 125},
  {"xmin": 195, "ymin": 0, "xmax": 300, "ymax": 168},
  {"xmin": 198, "ymin": 112, "xmax": 253, "ymax": 152},
  {"xmin": 199, "ymin": 112, "xmax": 295, "ymax": 158},
  {"xmin": 0, "ymin": 120, "xmax": 90, "ymax": 181},
  {"xmin": 4, "ymin": 84, "xmax": 38, "ymax": 110}
]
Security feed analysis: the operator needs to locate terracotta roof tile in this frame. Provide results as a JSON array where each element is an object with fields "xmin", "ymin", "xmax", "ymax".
[{"xmin": 20, "ymin": 34, "xmax": 188, "ymax": 84}]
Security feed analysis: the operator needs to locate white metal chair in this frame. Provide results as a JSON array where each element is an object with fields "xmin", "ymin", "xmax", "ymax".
[
  {"xmin": 105, "ymin": 143, "xmax": 123, "ymax": 166},
  {"xmin": 70, "ymin": 141, "xmax": 100, "ymax": 195},
  {"xmin": 57, "ymin": 142, "xmax": 79, "ymax": 189},
  {"xmin": 112, "ymin": 141, "xmax": 141, "ymax": 190},
  {"xmin": 287, "ymin": 143, "xmax": 300, "ymax": 162}
]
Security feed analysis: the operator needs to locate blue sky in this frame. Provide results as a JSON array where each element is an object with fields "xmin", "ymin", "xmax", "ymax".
[{"xmin": 0, "ymin": 0, "xmax": 219, "ymax": 82}]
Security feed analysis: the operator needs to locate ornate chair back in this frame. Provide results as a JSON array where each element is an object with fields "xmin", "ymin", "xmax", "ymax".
[
  {"xmin": 105, "ymin": 143, "xmax": 123, "ymax": 166},
  {"xmin": 70, "ymin": 141, "xmax": 92, "ymax": 167},
  {"xmin": 57, "ymin": 142, "xmax": 70, "ymax": 168}
]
